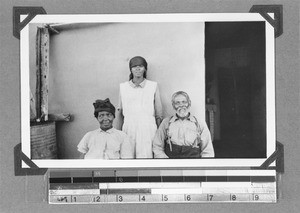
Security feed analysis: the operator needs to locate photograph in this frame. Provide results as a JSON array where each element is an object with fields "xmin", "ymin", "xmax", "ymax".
[
  {"xmin": 20, "ymin": 14, "xmax": 275, "ymax": 168},
  {"xmin": 2, "ymin": 0, "xmax": 299, "ymax": 211}
]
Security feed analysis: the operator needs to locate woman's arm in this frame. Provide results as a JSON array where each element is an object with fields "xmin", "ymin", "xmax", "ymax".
[
  {"xmin": 154, "ymin": 84, "xmax": 163, "ymax": 127},
  {"xmin": 115, "ymin": 89, "xmax": 124, "ymax": 130},
  {"xmin": 79, "ymin": 152, "xmax": 85, "ymax": 159}
]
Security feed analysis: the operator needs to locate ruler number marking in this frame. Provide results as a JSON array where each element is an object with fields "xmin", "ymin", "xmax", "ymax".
[
  {"xmin": 254, "ymin": 194, "xmax": 259, "ymax": 201},
  {"xmin": 93, "ymin": 196, "xmax": 101, "ymax": 202},
  {"xmin": 118, "ymin": 195, "xmax": 123, "ymax": 202},
  {"xmin": 231, "ymin": 194, "xmax": 236, "ymax": 201},
  {"xmin": 163, "ymin": 195, "xmax": 168, "ymax": 201},
  {"xmin": 140, "ymin": 195, "xmax": 146, "ymax": 202},
  {"xmin": 208, "ymin": 194, "xmax": 213, "ymax": 201},
  {"xmin": 186, "ymin": 195, "xmax": 191, "ymax": 201}
]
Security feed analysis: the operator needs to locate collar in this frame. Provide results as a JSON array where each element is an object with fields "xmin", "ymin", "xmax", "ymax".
[
  {"xmin": 99, "ymin": 127, "xmax": 115, "ymax": 133},
  {"xmin": 129, "ymin": 79, "xmax": 146, "ymax": 88},
  {"xmin": 170, "ymin": 113, "xmax": 196, "ymax": 123}
]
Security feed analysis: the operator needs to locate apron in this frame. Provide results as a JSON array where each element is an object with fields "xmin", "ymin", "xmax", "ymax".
[{"xmin": 120, "ymin": 80, "xmax": 157, "ymax": 158}]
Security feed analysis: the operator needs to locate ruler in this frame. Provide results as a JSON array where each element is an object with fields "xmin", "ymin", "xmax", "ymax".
[{"xmin": 49, "ymin": 169, "xmax": 276, "ymax": 204}]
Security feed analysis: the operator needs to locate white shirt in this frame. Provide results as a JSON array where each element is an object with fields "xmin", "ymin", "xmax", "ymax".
[
  {"xmin": 77, "ymin": 128, "xmax": 133, "ymax": 159},
  {"xmin": 153, "ymin": 114, "xmax": 215, "ymax": 158}
]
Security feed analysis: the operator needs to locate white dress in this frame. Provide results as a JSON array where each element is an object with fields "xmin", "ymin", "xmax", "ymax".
[{"xmin": 119, "ymin": 79, "xmax": 158, "ymax": 158}]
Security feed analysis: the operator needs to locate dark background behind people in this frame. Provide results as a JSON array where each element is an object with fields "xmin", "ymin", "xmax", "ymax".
[{"xmin": 205, "ymin": 22, "xmax": 266, "ymax": 157}]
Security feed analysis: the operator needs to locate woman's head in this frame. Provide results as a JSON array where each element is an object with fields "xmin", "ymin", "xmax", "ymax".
[
  {"xmin": 129, "ymin": 56, "xmax": 147, "ymax": 80},
  {"xmin": 93, "ymin": 98, "xmax": 116, "ymax": 131},
  {"xmin": 93, "ymin": 98, "xmax": 116, "ymax": 118}
]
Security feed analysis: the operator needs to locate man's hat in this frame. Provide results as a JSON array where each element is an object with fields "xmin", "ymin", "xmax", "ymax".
[{"xmin": 93, "ymin": 98, "xmax": 115, "ymax": 117}]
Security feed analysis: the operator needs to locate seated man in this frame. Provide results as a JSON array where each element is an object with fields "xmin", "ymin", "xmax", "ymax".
[
  {"xmin": 77, "ymin": 98, "xmax": 133, "ymax": 159},
  {"xmin": 153, "ymin": 91, "xmax": 214, "ymax": 158}
]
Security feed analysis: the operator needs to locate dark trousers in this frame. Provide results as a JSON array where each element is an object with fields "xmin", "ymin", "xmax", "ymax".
[{"xmin": 165, "ymin": 142, "xmax": 201, "ymax": 159}]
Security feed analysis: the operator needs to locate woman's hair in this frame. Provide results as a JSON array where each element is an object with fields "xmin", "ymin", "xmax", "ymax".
[{"xmin": 171, "ymin": 91, "xmax": 191, "ymax": 108}]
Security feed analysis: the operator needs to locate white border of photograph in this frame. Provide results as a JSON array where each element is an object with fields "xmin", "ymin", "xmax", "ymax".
[{"xmin": 21, "ymin": 13, "xmax": 275, "ymax": 168}]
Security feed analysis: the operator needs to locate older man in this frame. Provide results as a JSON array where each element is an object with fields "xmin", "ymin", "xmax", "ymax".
[
  {"xmin": 153, "ymin": 91, "xmax": 214, "ymax": 158},
  {"xmin": 77, "ymin": 98, "xmax": 133, "ymax": 159}
]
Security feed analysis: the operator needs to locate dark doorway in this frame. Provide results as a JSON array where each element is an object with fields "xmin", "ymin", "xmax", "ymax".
[
  {"xmin": 205, "ymin": 22, "xmax": 266, "ymax": 158},
  {"xmin": 218, "ymin": 67, "xmax": 252, "ymax": 140}
]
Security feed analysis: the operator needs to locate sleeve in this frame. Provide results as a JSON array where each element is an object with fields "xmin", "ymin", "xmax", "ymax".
[
  {"xmin": 154, "ymin": 84, "xmax": 163, "ymax": 120},
  {"xmin": 117, "ymin": 86, "xmax": 123, "ymax": 111},
  {"xmin": 152, "ymin": 118, "xmax": 169, "ymax": 158},
  {"xmin": 120, "ymin": 132, "xmax": 134, "ymax": 159},
  {"xmin": 115, "ymin": 85, "xmax": 124, "ymax": 130},
  {"xmin": 198, "ymin": 120, "xmax": 215, "ymax": 157},
  {"xmin": 77, "ymin": 133, "xmax": 89, "ymax": 154}
]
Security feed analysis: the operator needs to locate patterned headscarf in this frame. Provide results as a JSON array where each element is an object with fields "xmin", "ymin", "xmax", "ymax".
[{"xmin": 93, "ymin": 98, "xmax": 115, "ymax": 117}]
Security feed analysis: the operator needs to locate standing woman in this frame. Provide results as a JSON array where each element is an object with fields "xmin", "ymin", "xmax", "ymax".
[{"xmin": 117, "ymin": 56, "xmax": 163, "ymax": 158}]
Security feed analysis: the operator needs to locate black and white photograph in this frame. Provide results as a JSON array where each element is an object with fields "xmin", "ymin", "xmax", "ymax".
[
  {"xmin": 20, "ymin": 14, "xmax": 275, "ymax": 168},
  {"xmin": 2, "ymin": 0, "xmax": 299, "ymax": 211}
]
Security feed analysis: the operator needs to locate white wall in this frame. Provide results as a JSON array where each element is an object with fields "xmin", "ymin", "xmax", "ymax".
[{"xmin": 30, "ymin": 22, "xmax": 205, "ymax": 159}]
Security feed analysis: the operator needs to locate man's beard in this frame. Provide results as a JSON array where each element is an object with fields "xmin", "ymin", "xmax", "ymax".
[{"xmin": 176, "ymin": 107, "xmax": 189, "ymax": 118}]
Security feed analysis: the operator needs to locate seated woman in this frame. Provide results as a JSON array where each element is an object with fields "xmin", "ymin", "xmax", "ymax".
[{"xmin": 77, "ymin": 98, "xmax": 133, "ymax": 159}]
